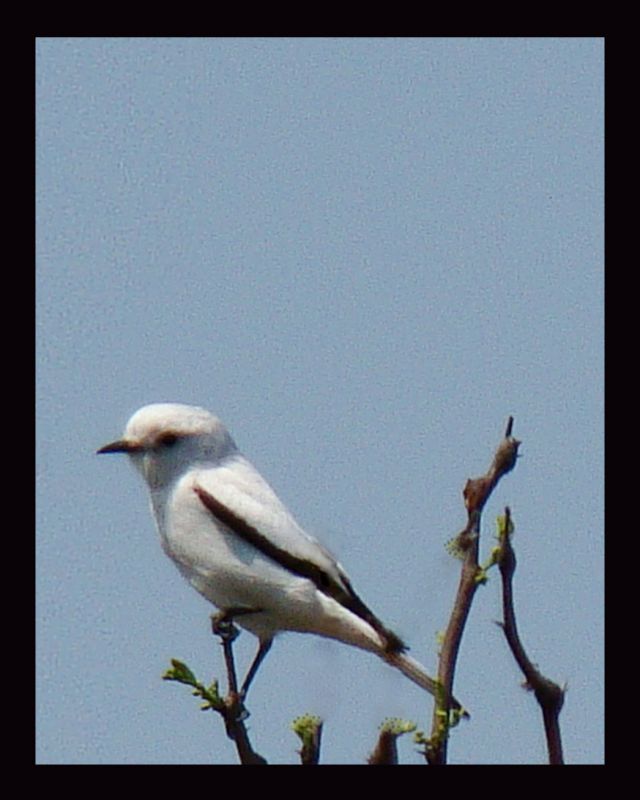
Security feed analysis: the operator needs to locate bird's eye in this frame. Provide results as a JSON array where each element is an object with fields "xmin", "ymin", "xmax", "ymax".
[{"xmin": 158, "ymin": 433, "xmax": 179, "ymax": 448}]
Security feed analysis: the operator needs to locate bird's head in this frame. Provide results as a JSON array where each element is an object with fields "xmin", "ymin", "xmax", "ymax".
[{"xmin": 97, "ymin": 403, "xmax": 237, "ymax": 490}]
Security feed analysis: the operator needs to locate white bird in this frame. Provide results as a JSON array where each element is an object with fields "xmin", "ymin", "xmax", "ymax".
[{"xmin": 98, "ymin": 403, "xmax": 460, "ymax": 710}]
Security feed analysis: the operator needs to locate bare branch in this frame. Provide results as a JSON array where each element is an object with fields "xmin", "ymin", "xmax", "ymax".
[{"xmin": 496, "ymin": 507, "xmax": 565, "ymax": 764}]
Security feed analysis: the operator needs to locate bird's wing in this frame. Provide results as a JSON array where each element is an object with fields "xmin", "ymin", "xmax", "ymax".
[{"xmin": 193, "ymin": 453, "xmax": 405, "ymax": 653}]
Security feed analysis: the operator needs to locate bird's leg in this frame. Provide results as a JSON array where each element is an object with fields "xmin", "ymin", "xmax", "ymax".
[
  {"xmin": 210, "ymin": 608, "xmax": 269, "ymax": 736},
  {"xmin": 211, "ymin": 608, "xmax": 244, "ymax": 640},
  {"xmin": 239, "ymin": 638, "xmax": 273, "ymax": 699},
  {"xmin": 211, "ymin": 610, "xmax": 243, "ymax": 696}
]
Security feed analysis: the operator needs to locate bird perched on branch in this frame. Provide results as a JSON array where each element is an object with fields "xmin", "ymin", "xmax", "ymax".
[{"xmin": 98, "ymin": 403, "xmax": 462, "ymax": 712}]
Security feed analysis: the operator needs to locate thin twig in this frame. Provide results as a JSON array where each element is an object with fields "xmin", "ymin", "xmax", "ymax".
[
  {"xmin": 497, "ymin": 507, "xmax": 565, "ymax": 764},
  {"xmin": 426, "ymin": 418, "xmax": 520, "ymax": 765}
]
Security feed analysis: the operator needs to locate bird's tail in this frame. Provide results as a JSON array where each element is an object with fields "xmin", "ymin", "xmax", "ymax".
[
  {"xmin": 314, "ymin": 600, "xmax": 468, "ymax": 715},
  {"xmin": 384, "ymin": 650, "xmax": 468, "ymax": 717}
]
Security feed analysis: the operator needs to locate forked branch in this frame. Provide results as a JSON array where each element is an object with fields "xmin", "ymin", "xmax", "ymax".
[{"xmin": 425, "ymin": 418, "xmax": 520, "ymax": 764}]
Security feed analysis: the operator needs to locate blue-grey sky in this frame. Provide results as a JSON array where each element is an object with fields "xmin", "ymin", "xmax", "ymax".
[{"xmin": 36, "ymin": 38, "xmax": 603, "ymax": 764}]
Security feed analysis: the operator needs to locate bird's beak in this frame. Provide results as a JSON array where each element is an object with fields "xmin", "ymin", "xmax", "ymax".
[{"xmin": 96, "ymin": 439, "xmax": 142, "ymax": 455}]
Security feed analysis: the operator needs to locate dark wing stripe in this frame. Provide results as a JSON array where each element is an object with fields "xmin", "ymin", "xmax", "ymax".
[
  {"xmin": 333, "ymin": 572, "xmax": 406, "ymax": 654},
  {"xmin": 194, "ymin": 484, "xmax": 405, "ymax": 654}
]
